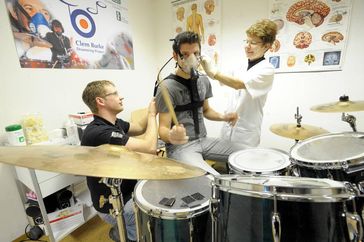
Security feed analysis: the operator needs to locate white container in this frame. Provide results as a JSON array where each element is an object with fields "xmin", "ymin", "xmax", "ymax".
[
  {"xmin": 64, "ymin": 119, "xmax": 80, "ymax": 145},
  {"xmin": 5, "ymin": 124, "xmax": 26, "ymax": 146},
  {"xmin": 69, "ymin": 113, "xmax": 93, "ymax": 126}
]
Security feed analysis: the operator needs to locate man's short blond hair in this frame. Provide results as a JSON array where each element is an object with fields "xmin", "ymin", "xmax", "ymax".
[
  {"xmin": 82, "ymin": 80, "xmax": 115, "ymax": 113},
  {"xmin": 246, "ymin": 19, "xmax": 278, "ymax": 45}
]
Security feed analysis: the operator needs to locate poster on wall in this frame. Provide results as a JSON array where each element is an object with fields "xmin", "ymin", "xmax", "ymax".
[
  {"xmin": 267, "ymin": 0, "xmax": 352, "ymax": 73},
  {"xmin": 171, "ymin": 0, "xmax": 221, "ymax": 66},
  {"xmin": 5, "ymin": 0, "xmax": 134, "ymax": 69}
]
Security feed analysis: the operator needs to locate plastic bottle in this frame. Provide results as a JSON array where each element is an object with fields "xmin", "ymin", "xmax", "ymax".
[
  {"xmin": 5, "ymin": 124, "xmax": 26, "ymax": 146},
  {"xmin": 64, "ymin": 119, "xmax": 80, "ymax": 145}
]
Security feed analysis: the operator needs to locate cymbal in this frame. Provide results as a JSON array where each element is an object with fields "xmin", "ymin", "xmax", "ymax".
[
  {"xmin": 270, "ymin": 123, "xmax": 328, "ymax": 140},
  {"xmin": 0, "ymin": 144, "xmax": 205, "ymax": 180},
  {"xmin": 13, "ymin": 32, "xmax": 53, "ymax": 48},
  {"xmin": 311, "ymin": 96, "xmax": 364, "ymax": 113}
]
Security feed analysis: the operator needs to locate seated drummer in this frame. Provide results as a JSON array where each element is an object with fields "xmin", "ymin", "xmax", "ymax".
[
  {"xmin": 81, "ymin": 80, "xmax": 158, "ymax": 242},
  {"xmin": 155, "ymin": 31, "xmax": 244, "ymax": 175}
]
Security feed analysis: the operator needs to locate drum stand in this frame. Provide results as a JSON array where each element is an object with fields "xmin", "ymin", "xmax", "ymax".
[
  {"xmin": 342, "ymin": 113, "xmax": 357, "ymax": 132},
  {"xmin": 101, "ymin": 178, "xmax": 128, "ymax": 242},
  {"xmin": 210, "ymin": 184, "xmax": 219, "ymax": 242},
  {"xmin": 57, "ymin": 54, "xmax": 69, "ymax": 69},
  {"xmin": 294, "ymin": 107, "xmax": 303, "ymax": 143}
]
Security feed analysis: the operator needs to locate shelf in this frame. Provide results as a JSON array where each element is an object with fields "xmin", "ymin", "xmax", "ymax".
[
  {"xmin": 15, "ymin": 167, "xmax": 95, "ymax": 242},
  {"xmin": 51, "ymin": 204, "xmax": 97, "ymax": 241},
  {"xmin": 15, "ymin": 167, "xmax": 85, "ymax": 197}
]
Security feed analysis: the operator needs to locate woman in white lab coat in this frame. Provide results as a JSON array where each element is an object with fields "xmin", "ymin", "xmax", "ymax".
[{"xmin": 202, "ymin": 19, "xmax": 277, "ymax": 147}]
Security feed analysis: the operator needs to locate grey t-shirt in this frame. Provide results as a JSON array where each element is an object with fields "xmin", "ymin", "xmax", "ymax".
[{"xmin": 155, "ymin": 74, "xmax": 213, "ymax": 140}]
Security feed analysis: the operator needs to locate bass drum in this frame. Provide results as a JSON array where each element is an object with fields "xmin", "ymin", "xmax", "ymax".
[
  {"xmin": 20, "ymin": 59, "xmax": 52, "ymax": 68},
  {"xmin": 290, "ymin": 132, "xmax": 364, "ymax": 183},
  {"xmin": 228, "ymin": 148, "xmax": 290, "ymax": 175},
  {"xmin": 134, "ymin": 175, "xmax": 212, "ymax": 242},
  {"xmin": 211, "ymin": 175, "xmax": 362, "ymax": 242}
]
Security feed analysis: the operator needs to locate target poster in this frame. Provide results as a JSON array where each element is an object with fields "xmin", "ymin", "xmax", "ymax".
[
  {"xmin": 267, "ymin": 0, "xmax": 352, "ymax": 73},
  {"xmin": 6, "ymin": 0, "xmax": 134, "ymax": 69},
  {"xmin": 171, "ymin": 0, "xmax": 221, "ymax": 66}
]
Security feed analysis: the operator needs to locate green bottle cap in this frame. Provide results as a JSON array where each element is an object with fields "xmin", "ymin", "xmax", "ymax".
[{"xmin": 5, "ymin": 124, "xmax": 23, "ymax": 132}]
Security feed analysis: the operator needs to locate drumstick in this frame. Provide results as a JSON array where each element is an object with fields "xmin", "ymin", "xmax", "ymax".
[{"xmin": 158, "ymin": 78, "xmax": 179, "ymax": 125}]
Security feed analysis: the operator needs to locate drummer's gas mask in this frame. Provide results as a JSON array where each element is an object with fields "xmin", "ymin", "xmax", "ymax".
[{"xmin": 177, "ymin": 52, "xmax": 201, "ymax": 76}]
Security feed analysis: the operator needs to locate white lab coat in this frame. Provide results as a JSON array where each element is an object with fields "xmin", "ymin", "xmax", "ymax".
[{"xmin": 220, "ymin": 59, "xmax": 274, "ymax": 147}]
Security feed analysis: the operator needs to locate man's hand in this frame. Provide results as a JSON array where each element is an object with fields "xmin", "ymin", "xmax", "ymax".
[
  {"xmin": 200, "ymin": 55, "xmax": 218, "ymax": 79},
  {"xmin": 169, "ymin": 124, "xmax": 188, "ymax": 144},
  {"xmin": 148, "ymin": 98, "xmax": 157, "ymax": 116},
  {"xmin": 224, "ymin": 112, "xmax": 238, "ymax": 126}
]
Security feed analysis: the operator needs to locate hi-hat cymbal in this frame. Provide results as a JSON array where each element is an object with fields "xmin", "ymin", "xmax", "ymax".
[
  {"xmin": 270, "ymin": 123, "xmax": 328, "ymax": 140},
  {"xmin": 13, "ymin": 32, "xmax": 53, "ymax": 48},
  {"xmin": 311, "ymin": 96, "xmax": 364, "ymax": 113},
  {"xmin": 0, "ymin": 144, "xmax": 205, "ymax": 180}
]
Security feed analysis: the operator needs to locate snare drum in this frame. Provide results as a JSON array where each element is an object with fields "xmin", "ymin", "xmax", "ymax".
[
  {"xmin": 228, "ymin": 148, "xmax": 290, "ymax": 175},
  {"xmin": 211, "ymin": 175, "xmax": 362, "ymax": 242},
  {"xmin": 134, "ymin": 175, "xmax": 211, "ymax": 242},
  {"xmin": 290, "ymin": 132, "xmax": 364, "ymax": 183}
]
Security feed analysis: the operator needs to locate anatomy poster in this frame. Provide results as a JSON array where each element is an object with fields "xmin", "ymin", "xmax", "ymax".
[
  {"xmin": 268, "ymin": 0, "xmax": 352, "ymax": 73},
  {"xmin": 6, "ymin": 0, "xmax": 134, "ymax": 69},
  {"xmin": 171, "ymin": 0, "xmax": 221, "ymax": 66}
]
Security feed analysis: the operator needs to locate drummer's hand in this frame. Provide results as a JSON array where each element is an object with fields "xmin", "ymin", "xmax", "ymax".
[
  {"xmin": 224, "ymin": 112, "xmax": 238, "ymax": 126},
  {"xmin": 148, "ymin": 98, "xmax": 157, "ymax": 117},
  {"xmin": 169, "ymin": 124, "xmax": 188, "ymax": 145}
]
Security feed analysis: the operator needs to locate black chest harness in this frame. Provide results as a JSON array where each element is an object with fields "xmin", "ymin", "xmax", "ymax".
[{"xmin": 162, "ymin": 74, "xmax": 204, "ymax": 135}]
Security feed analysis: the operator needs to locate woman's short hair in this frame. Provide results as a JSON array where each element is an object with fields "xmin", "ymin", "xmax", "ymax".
[{"xmin": 246, "ymin": 19, "xmax": 278, "ymax": 44}]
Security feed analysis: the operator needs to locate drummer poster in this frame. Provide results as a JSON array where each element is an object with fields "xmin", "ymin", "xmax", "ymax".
[
  {"xmin": 267, "ymin": 0, "xmax": 352, "ymax": 73},
  {"xmin": 5, "ymin": 0, "xmax": 134, "ymax": 69},
  {"xmin": 171, "ymin": 0, "xmax": 221, "ymax": 66}
]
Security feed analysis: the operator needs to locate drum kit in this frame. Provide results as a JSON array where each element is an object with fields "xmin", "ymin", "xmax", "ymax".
[
  {"xmin": 14, "ymin": 32, "xmax": 53, "ymax": 68},
  {"xmin": 14, "ymin": 32, "xmax": 86, "ymax": 69},
  {"xmin": 1, "ymin": 96, "xmax": 364, "ymax": 242},
  {"xmin": 221, "ymin": 95, "xmax": 364, "ymax": 242}
]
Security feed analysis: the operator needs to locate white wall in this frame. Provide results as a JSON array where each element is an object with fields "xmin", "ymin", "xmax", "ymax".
[
  {"xmin": 1, "ymin": 0, "xmax": 364, "ymax": 240},
  {"xmin": 0, "ymin": 1, "xmax": 157, "ymax": 240}
]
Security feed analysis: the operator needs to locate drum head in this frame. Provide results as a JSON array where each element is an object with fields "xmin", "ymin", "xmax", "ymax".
[
  {"xmin": 134, "ymin": 175, "xmax": 211, "ymax": 219},
  {"xmin": 229, "ymin": 148, "xmax": 290, "ymax": 173},
  {"xmin": 214, "ymin": 175, "xmax": 354, "ymax": 202},
  {"xmin": 25, "ymin": 46, "xmax": 52, "ymax": 61},
  {"xmin": 290, "ymin": 132, "xmax": 364, "ymax": 164}
]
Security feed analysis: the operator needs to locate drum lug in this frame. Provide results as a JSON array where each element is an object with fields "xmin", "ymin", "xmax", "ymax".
[
  {"xmin": 210, "ymin": 185, "xmax": 220, "ymax": 222},
  {"xmin": 271, "ymin": 188, "xmax": 281, "ymax": 242},
  {"xmin": 327, "ymin": 169, "xmax": 334, "ymax": 180},
  {"xmin": 344, "ymin": 182, "xmax": 360, "ymax": 196},
  {"xmin": 343, "ymin": 211, "xmax": 363, "ymax": 242},
  {"xmin": 211, "ymin": 183, "xmax": 220, "ymax": 242},
  {"xmin": 132, "ymin": 193, "xmax": 141, "ymax": 242},
  {"xmin": 189, "ymin": 218, "xmax": 194, "ymax": 242},
  {"xmin": 288, "ymin": 164, "xmax": 300, "ymax": 177},
  {"xmin": 271, "ymin": 212, "xmax": 281, "ymax": 242},
  {"xmin": 357, "ymin": 181, "xmax": 364, "ymax": 194},
  {"xmin": 147, "ymin": 219, "xmax": 153, "ymax": 242},
  {"xmin": 342, "ymin": 161, "xmax": 349, "ymax": 170}
]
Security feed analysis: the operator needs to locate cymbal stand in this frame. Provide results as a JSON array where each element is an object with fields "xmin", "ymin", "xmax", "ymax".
[
  {"xmin": 294, "ymin": 107, "xmax": 302, "ymax": 143},
  {"xmin": 101, "ymin": 178, "xmax": 128, "ymax": 242},
  {"xmin": 342, "ymin": 113, "xmax": 357, "ymax": 132}
]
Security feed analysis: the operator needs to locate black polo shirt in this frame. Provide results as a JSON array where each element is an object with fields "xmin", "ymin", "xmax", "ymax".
[{"xmin": 81, "ymin": 115, "xmax": 137, "ymax": 213}]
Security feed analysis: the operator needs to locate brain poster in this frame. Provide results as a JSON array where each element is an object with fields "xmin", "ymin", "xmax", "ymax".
[
  {"xmin": 268, "ymin": 0, "xmax": 352, "ymax": 73},
  {"xmin": 5, "ymin": 0, "xmax": 134, "ymax": 69}
]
